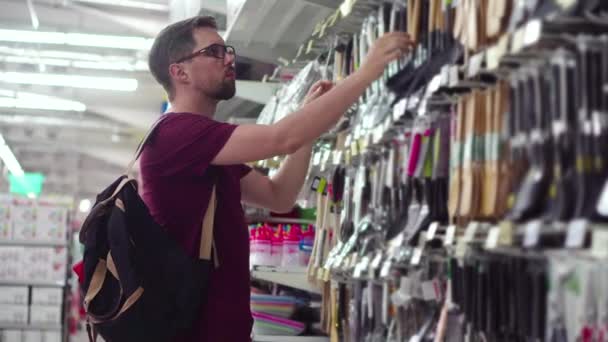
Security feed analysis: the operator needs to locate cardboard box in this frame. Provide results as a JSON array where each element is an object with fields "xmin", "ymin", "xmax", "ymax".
[
  {"xmin": 2, "ymin": 330, "xmax": 22, "ymax": 342},
  {"xmin": 0, "ymin": 286, "xmax": 29, "ymax": 304},
  {"xmin": 36, "ymin": 206, "xmax": 66, "ymax": 226},
  {"xmin": 36, "ymin": 206, "xmax": 67, "ymax": 241},
  {"xmin": 10, "ymin": 202, "xmax": 36, "ymax": 223},
  {"xmin": 0, "ymin": 220, "xmax": 11, "ymax": 240},
  {"xmin": 0, "ymin": 194, "xmax": 12, "ymax": 222},
  {"xmin": 0, "ymin": 247, "xmax": 24, "ymax": 281},
  {"xmin": 22, "ymin": 330, "xmax": 42, "ymax": 342},
  {"xmin": 35, "ymin": 223, "xmax": 66, "ymax": 242},
  {"xmin": 43, "ymin": 331, "xmax": 62, "ymax": 342},
  {"xmin": 12, "ymin": 221, "xmax": 37, "ymax": 240},
  {"xmin": 0, "ymin": 304, "xmax": 28, "ymax": 324},
  {"xmin": 31, "ymin": 288, "xmax": 62, "ymax": 306},
  {"xmin": 29, "ymin": 305, "xmax": 62, "ymax": 325}
]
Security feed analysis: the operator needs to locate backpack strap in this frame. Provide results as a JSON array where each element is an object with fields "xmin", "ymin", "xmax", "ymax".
[
  {"xmin": 125, "ymin": 116, "xmax": 168, "ymax": 176},
  {"xmin": 199, "ymin": 185, "xmax": 219, "ymax": 268}
]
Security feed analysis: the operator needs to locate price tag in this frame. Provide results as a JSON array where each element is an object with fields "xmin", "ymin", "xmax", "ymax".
[
  {"xmin": 511, "ymin": 28, "xmax": 526, "ymax": 53},
  {"xmin": 329, "ymin": 9, "xmax": 340, "ymax": 27},
  {"xmin": 426, "ymin": 222, "xmax": 439, "ymax": 241},
  {"xmin": 322, "ymin": 149, "xmax": 331, "ymax": 164},
  {"xmin": 380, "ymin": 260, "xmax": 392, "ymax": 278},
  {"xmin": 556, "ymin": 0, "xmax": 577, "ymax": 9},
  {"xmin": 498, "ymin": 221, "xmax": 514, "ymax": 246},
  {"xmin": 372, "ymin": 126, "xmax": 383, "ymax": 144},
  {"xmin": 344, "ymin": 134, "xmax": 352, "ymax": 147},
  {"xmin": 524, "ymin": 19, "xmax": 542, "ymax": 47},
  {"xmin": 339, "ymin": 0, "xmax": 354, "ymax": 17},
  {"xmin": 455, "ymin": 240, "xmax": 468, "ymax": 259},
  {"xmin": 565, "ymin": 219, "xmax": 588, "ymax": 248},
  {"xmin": 312, "ymin": 151, "xmax": 322, "ymax": 166},
  {"xmin": 353, "ymin": 263, "xmax": 364, "ymax": 278},
  {"xmin": 393, "ymin": 98, "xmax": 407, "ymax": 121},
  {"xmin": 353, "ymin": 124, "xmax": 361, "ymax": 140},
  {"xmin": 467, "ymin": 52, "xmax": 485, "ymax": 78},
  {"xmin": 296, "ymin": 44, "xmax": 304, "ymax": 59},
  {"xmin": 359, "ymin": 137, "xmax": 367, "ymax": 153},
  {"xmin": 530, "ymin": 129, "xmax": 543, "ymax": 143},
  {"xmin": 370, "ymin": 252, "xmax": 383, "ymax": 270},
  {"xmin": 485, "ymin": 226, "xmax": 501, "ymax": 249},
  {"xmin": 306, "ymin": 39, "xmax": 315, "ymax": 54},
  {"xmin": 353, "ymin": 256, "xmax": 371, "ymax": 278},
  {"xmin": 449, "ymin": 65, "xmax": 459, "ymax": 87},
  {"xmin": 444, "ymin": 225, "xmax": 456, "ymax": 246},
  {"xmin": 384, "ymin": 116, "xmax": 391, "ymax": 132},
  {"xmin": 348, "ymin": 253, "xmax": 358, "ymax": 269},
  {"xmin": 351, "ymin": 140, "xmax": 358, "ymax": 156},
  {"xmin": 523, "ymin": 220, "xmax": 542, "ymax": 248},
  {"xmin": 410, "ymin": 247, "xmax": 423, "ymax": 265},
  {"xmin": 319, "ymin": 21, "xmax": 329, "ymax": 38},
  {"xmin": 312, "ymin": 21, "xmax": 322, "ymax": 36},
  {"xmin": 553, "ymin": 120, "xmax": 566, "ymax": 137},
  {"xmin": 440, "ymin": 65, "xmax": 450, "ymax": 85},
  {"xmin": 463, "ymin": 222, "xmax": 479, "ymax": 242},
  {"xmin": 486, "ymin": 36, "xmax": 508, "ymax": 70},
  {"xmin": 428, "ymin": 74, "xmax": 442, "ymax": 93},
  {"xmin": 591, "ymin": 226, "xmax": 608, "ymax": 258},
  {"xmin": 332, "ymin": 150, "xmax": 343, "ymax": 165}
]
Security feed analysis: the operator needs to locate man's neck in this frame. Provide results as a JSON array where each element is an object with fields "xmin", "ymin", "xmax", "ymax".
[{"xmin": 170, "ymin": 92, "xmax": 218, "ymax": 118}]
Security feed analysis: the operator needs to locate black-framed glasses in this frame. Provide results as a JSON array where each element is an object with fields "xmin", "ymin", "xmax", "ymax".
[{"xmin": 174, "ymin": 44, "xmax": 236, "ymax": 63}]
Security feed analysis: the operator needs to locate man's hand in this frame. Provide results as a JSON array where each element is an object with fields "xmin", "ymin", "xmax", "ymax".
[
  {"xmin": 360, "ymin": 32, "xmax": 415, "ymax": 80},
  {"xmin": 211, "ymin": 35, "xmax": 412, "ymax": 166},
  {"xmin": 302, "ymin": 80, "xmax": 334, "ymax": 105}
]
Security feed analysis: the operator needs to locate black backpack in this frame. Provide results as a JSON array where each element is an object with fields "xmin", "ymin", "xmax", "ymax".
[{"xmin": 78, "ymin": 120, "xmax": 218, "ymax": 342}]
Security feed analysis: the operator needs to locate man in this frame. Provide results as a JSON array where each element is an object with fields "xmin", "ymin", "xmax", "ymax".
[{"xmin": 142, "ymin": 16, "xmax": 413, "ymax": 342}]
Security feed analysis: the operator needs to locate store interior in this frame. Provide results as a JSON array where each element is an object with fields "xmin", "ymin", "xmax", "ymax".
[{"xmin": 1, "ymin": 0, "xmax": 608, "ymax": 341}]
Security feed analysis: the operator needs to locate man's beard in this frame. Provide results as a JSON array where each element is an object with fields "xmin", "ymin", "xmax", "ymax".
[{"xmin": 213, "ymin": 80, "xmax": 236, "ymax": 100}]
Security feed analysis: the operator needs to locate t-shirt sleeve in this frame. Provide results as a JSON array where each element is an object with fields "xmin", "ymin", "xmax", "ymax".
[
  {"xmin": 149, "ymin": 114, "xmax": 237, "ymax": 176},
  {"xmin": 235, "ymin": 164, "xmax": 252, "ymax": 179}
]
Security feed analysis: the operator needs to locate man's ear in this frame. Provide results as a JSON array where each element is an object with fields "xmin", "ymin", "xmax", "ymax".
[{"xmin": 169, "ymin": 63, "xmax": 189, "ymax": 85}]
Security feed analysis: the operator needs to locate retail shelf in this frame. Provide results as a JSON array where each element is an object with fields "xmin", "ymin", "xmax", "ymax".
[
  {"xmin": 251, "ymin": 266, "xmax": 320, "ymax": 294},
  {"xmin": 0, "ymin": 323, "xmax": 61, "ymax": 331},
  {"xmin": 0, "ymin": 279, "xmax": 65, "ymax": 287},
  {"xmin": 253, "ymin": 335, "xmax": 329, "ymax": 342},
  {"xmin": 0, "ymin": 239, "xmax": 67, "ymax": 247},
  {"xmin": 247, "ymin": 216, "xmax": 316, "ymax": 225}
]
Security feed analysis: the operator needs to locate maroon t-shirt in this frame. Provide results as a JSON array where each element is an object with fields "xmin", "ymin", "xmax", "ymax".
[{"xmin": 140, "ymin": 113, "xmax": 253, "ymax": 342}]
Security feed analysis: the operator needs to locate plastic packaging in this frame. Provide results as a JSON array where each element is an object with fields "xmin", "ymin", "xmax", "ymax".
[
  {"xmin": 270, "ymin": 225, "xmax": 283, "ymax": 267},
  {"xmin": 250, "ymin": 225, "xmax": 272, "ymax": 266},
  {"xmin": 281, "ymin": 225, "xmax": 301, "ymax": 267},
  {"xmin": 299, "ymin": 225, "xmax": 315, "ymax": 267}
]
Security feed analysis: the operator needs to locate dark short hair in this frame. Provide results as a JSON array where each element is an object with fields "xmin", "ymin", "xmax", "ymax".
[{"xmin": 148, "ymin": 16, "xmax": 217, "ymax": 99}]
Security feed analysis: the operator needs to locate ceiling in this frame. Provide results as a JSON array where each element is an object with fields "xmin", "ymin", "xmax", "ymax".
[{"xmin": 0, "ymin": 0, "xmax": 339, "ymax": 202}]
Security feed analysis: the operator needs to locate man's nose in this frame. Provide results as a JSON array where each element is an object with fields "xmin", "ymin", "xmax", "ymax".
[{"xmin": 224, "ymin": 52, "xmax": 235, "ymax": 66}]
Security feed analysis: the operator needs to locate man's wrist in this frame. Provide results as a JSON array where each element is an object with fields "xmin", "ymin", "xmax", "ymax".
[{"xmin": 355, "ymin": 64, "xmax": 380, "ymax": 84}]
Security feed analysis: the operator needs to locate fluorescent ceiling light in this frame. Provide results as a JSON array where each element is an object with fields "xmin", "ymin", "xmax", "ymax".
[
  {"xmin": 0, "ymin": 90, "xmax": 86, "ymax": 111},
  {"xmin": 0, "ymin": 46, "xmax": 104, "ymax": 61},
  {"xmin": 1, "ymin": 55, "xmax": 71, "ymax": 67},
  {"xmin": 0, "ymin": 139, "xmax": 24, "ymax": 177},
  {"xmin": 0, "ymin": 72, "xmax": 138, "ymax": 91},
  {"xmin": 0, "ymin": 29, "xmax": 154, "ymax": 50},
  {"xmin": 73, "ymin": 0, "xmax": 169, "ymax": 12},
  {"xmin": 79, "ymin": 199, "xmax": 92, "ymax": 213},
  {"xmin": 72, "ymin": 60, "xmax": 147, "ymax": 71},
  {"xmin": 0, "ymin": 55, "xmax": 147, "ymax": 71}
]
